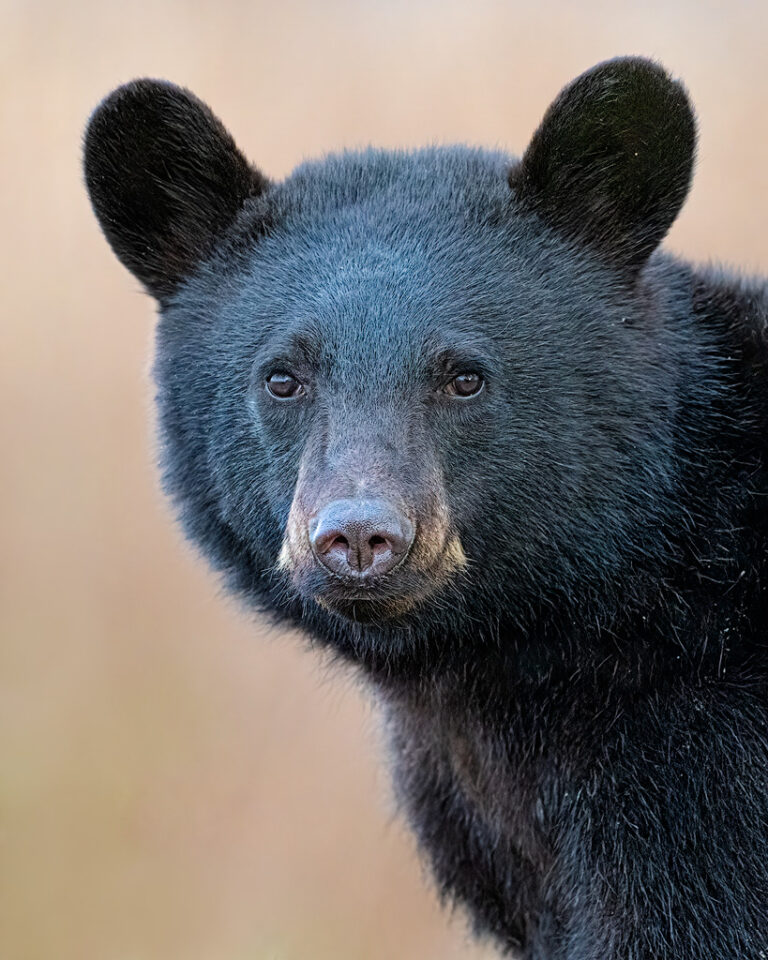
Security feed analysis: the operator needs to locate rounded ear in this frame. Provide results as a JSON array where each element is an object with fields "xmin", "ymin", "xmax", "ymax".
[
  {"xmin": 510, "ymin": 57, "xmax": 696, "ymax": 275},
  {"xmin": 83, "ymin": 79, "xmax": 267, "ymax": 300}
]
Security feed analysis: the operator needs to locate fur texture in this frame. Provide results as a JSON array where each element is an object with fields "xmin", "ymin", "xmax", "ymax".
[{"xmin": 84, "ymin": 58, "xmax": 768, "ymax": 958}]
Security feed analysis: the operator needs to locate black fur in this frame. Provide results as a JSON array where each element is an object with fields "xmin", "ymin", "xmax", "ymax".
[
  {"xmin": 84, "ymin": 58, "xmax": 768, "ymax": 958},
  {"xmin": 511, "ymin": 58, "xmax": 696, "ymax": 274},
  {"xmin": 83, "ymin": 79, "xmax": 267, "ymax": 299}
]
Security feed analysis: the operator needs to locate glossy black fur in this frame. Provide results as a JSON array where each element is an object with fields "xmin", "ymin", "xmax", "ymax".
[{"xmin": 84, "ymin": 59, "xmax": 768, "ymax": 958}]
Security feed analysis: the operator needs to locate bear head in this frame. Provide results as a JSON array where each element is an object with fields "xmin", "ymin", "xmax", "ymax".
[{"xmin": 84, "ymin": 58, "xmax": 696, "ymax": 666}]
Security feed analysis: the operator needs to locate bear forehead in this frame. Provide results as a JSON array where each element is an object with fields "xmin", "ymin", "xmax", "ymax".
[
  {"xmin": 209, "ymin": 146, "xmax": 600, "ymax": 330},
  {"xmin": 229, "ymin": 145, "xmax": 528, "ymax": 287},
  {"xmin": 177, "ymin": 144, "xmax": 633, "ymax": 380},
  {"xmin": 275, "ymin": 145, "xmax": 516, "ymax": 221}
]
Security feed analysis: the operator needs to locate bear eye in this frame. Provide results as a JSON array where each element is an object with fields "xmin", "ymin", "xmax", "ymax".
[
  {"xmin": 266, "ymin": 372, "xmax": 304, "ymax": 399},
  {"xmin": 444, "ymin": 372, "xmax": 484, "ymax": 398}
]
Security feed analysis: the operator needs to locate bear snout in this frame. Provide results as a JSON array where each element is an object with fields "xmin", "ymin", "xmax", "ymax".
[{"xmin": 309, "ymin": 498, "xmax": 415, "ymax": 580}]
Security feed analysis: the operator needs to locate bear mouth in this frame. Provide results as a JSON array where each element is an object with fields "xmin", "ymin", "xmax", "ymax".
[
  {"xmin": 286, "ymin": 532, "xmax": 471, "ymax": 624},
  {"xmin": 315, "ymin": 590, "xmax": 420, "ymax": 624},
  {"xmin": 310, "ymin": 570, "xmax": 429, "ymax": 623}
]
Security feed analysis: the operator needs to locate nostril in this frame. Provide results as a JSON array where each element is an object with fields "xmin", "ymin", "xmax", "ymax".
[
  {"xmin": 326, "ymin": 533, "xmax": 349, "ymax": 554},
  {"xmin": 369, "ymin": 534, "xmax": 389, "ymax": 554}
]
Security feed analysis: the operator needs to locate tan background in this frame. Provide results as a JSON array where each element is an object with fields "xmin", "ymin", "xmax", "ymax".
[{"xmin": 2, "ymin": 1, "xmax": 767, "ymax": 958}]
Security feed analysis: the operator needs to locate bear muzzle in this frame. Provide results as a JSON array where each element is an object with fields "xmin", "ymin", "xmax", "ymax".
[{"xmin": 308, "ymin": 498, "xmax": 415, "ymax": 580}]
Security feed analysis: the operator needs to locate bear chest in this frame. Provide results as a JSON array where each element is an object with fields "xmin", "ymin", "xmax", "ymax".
[{"xmin": 385, "ymin": 689, "xmax": 557, "ymax": 874}]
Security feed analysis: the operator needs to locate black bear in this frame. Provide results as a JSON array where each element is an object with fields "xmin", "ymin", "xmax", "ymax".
[{"xmin": 84, "ymin": 58, "xmax": 768, "ymax": 958}]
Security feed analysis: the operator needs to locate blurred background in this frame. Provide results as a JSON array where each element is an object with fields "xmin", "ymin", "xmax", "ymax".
[{"xmin": 2, "ymin": 1, "xmax": 767, "ymax": 957}]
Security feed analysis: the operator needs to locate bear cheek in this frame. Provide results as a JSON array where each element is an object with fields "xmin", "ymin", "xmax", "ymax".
[
  {"xmin": 274, "ymin": 461, "xmax": 317, "ymax": 585},
  {"xmin": 405, "ymin": 479, "xmax": 468, "ymax": 585}
]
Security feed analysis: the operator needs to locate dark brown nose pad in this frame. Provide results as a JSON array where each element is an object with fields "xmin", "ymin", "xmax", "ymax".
[{"xmin": 309, "ymin": 499, "xmax": 414, "ymax": 578}]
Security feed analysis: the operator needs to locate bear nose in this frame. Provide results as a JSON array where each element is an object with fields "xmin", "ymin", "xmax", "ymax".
[{"xmin": 309, "ymin": 499, "xmax": 414, "ymax": 579}]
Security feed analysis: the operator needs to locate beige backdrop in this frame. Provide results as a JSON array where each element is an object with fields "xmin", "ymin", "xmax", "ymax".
[{"xmin": 2, "ymin": 1, "xmax": 767, "ymax": 958}]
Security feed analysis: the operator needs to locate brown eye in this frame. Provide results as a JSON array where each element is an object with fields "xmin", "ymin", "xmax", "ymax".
[
  {"xmin": 266, "ymin": 372, "xmax": 304, "ymax": 399},
  {"xmin": 445, "ymin": 372, "xmax": 484, "ymax": 398}
]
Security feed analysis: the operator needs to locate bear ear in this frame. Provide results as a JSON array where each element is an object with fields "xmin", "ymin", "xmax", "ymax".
[
  {"xmin": 84, "ymin": 79, "xmax": 267, "ymax": 300},
  {"xmin": 510, "ymin": 57, "xmax": 696, "ymax": 275}
]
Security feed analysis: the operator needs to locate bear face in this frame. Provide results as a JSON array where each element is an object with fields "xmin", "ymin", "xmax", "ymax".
[{"xmin": 85, "ymin": 59, "xmax": 699, "ymax": 657}]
